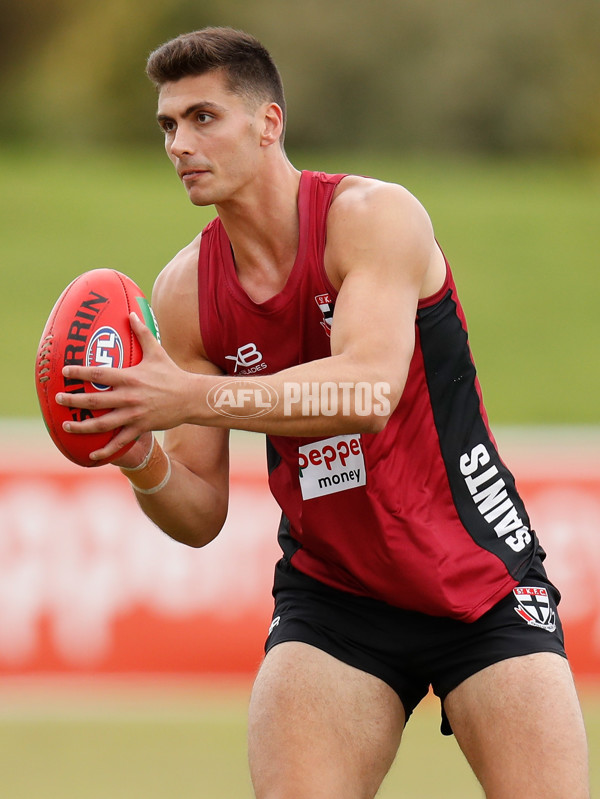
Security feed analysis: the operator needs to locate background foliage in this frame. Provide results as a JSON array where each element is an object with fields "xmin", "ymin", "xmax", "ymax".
[{"xmin": 2, "ymin": 0, "xmax": 600, "ymax": 153}]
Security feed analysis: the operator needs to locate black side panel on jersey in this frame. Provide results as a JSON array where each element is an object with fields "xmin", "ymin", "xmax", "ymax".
[
  {"xmin": 266, "ymin": 434, "xmax": 281, "ymax": 474},
  {"xmin": 417, "ymin": 290, "xmax": 538, "ymax": 579},
  {"xmin": 267, "ymin": 436, "xmax": 302, "ymax": 561}
]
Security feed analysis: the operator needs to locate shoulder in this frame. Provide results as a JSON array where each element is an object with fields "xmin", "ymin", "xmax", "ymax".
[
  {"xmin": 152, "ymin": 231, "xmax": 202, "ymax": 308},
  {"xmin": 150, "ymin": 232, "xmax": 206, "ymax": 365},
  {"xmin": 325, "ymin": 175, "xmax": 437, "ymax": 283},
  {"xmin": 329, "ymin": 175, "xmax": 433, "ymax": 237}
]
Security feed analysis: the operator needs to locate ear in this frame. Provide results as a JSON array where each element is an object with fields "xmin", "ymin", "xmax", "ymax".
[{"xmin": 260, "ymin": 102, "xmax": 284, "ymax": 146}]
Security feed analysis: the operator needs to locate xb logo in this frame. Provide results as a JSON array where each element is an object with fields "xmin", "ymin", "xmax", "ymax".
[{"xmin": 225, "ymin": 342, "xmax": 264, "ymax": 374}]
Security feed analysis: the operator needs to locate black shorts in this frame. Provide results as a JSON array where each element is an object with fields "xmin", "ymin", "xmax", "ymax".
[{"xmin": 264, "ymin": 556, "xmax": 567, "ymax": 735}]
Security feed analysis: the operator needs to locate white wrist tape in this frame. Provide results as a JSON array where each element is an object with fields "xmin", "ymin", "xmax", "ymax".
[{"xmin": 119, "ymin": 433, "xmax": 172, "ymax": 495}]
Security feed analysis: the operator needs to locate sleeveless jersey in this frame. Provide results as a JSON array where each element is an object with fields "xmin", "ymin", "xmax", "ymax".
[{"xmin": 198, "ymin": 170, "xmax": 540, "ymax": 622}]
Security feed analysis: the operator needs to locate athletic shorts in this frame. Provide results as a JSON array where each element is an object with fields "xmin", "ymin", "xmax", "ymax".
[{"xmin": 264, "ymin": 556, "xmax": 567, "ymax": 735}]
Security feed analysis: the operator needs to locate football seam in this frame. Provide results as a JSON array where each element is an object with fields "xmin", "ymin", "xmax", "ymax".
[
  {"xmin": 35, "ymin": 277, "xmax": 80, "ymax": 461},
  {"xmin": 113, "ymin": 269, "xmax": 138, "ymax": 367}
]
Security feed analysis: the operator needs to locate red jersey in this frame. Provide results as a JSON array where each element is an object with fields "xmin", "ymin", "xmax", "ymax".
[{"xmin": 198, "ymin": 170, "xmax": 540, "ymax": 622}]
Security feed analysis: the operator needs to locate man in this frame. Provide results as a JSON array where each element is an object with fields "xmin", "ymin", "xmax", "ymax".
[{"xmin": 57, "ymin": 27, "xmax": 589, "ymax": 799}]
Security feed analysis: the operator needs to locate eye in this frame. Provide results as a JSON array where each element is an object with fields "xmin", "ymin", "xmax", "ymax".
[
  {"xmin": 196, "ymin": 112, "xmax": 213, "ymax": 124},
  {"xmin": 158, "ymin": 119, "xmax": 176, "ymax": 134}
]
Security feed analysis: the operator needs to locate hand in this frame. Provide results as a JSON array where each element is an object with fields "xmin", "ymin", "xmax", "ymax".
[
  {"xmin": 56, "ymin": 313, "xmax": 192, "ymax": 462},
  {"xmin": 111, "ymin": 430, "xmax": 154, "ymax": 469}
]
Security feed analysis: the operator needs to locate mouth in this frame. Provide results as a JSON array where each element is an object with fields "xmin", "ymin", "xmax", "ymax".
[{"xmin": 179, "ymin": 168, "xmax": 209, "ymax": 183}]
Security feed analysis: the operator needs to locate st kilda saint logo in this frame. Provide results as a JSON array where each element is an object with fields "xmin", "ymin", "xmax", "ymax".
[
  {"xmin": 86, "ymin": 326, "xmax": 124, "ymax": 390},
  {"xmin": 513, "ymin": 587, "xmax": 556, "ymax": 632},
  {"xmin": 315, "ymin": 294, "xmax": 334, "ymax": 337}
]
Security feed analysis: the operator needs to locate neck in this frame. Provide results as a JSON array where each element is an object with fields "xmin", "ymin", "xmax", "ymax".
[{"xmin": 215, "ymin": 156, "xmax": 302, "ymax": 301}]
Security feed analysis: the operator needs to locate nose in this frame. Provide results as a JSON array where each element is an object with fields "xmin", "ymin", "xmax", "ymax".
[{"xmin": 167, "ymin": 124, "xmax": 195, "ymax": 158}]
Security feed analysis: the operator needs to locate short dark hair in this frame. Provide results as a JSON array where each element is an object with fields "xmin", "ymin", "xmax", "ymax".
[{"xmin": 146, "ymin": 27, "xmax": 286, "ymax": 128}]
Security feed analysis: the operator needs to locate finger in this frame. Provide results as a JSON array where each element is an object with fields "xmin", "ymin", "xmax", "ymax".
[
  {"xmin": 89, "ymin": 429, "xmax": 140, "ymax": 463},
  {"xmin": 61, "ymin": 407, "xmax": 131, "ymax": 435},
  {"xmin": 61, "ymin": 363, "xmax": 123, "ymax": 387},
  {"xmin": 130, "ymin": 312, "xmax": 160, "ymax": 353},
  {"xmin": 56, "ymin": 385, "xmax": 119, "ymax": 411}
]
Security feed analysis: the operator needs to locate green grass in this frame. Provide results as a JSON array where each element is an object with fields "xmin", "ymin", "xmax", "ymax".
[
  {"xmin": 0, "ymin": 680, "xmax": 253, "ymax": 799},
  {"xmin": 2, "ymin": 146, "xmax": 599, "ymax": 422},
  {"xmin": 0, "ymin": 679, "xmax": 597, "ymax": 798}
]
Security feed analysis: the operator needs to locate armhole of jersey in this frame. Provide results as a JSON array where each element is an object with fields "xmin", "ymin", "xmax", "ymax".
[
  {"xmin": 197, "ymin": 224, "xmax": 225, "ymax": 367},
  {"xmin": 418, "ymin": 242, "xmax": 452, "ymax": 310},
  {"xmin": 313, "ymin": 172, "xmax": 348, "ymax": 299}
]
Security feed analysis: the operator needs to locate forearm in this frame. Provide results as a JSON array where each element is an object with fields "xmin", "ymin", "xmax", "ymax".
[
  {"xmin": 186, "ymin": 354, "xmax": 405, "ymax": 436},
  {"xmin": 119, "ymin": 440, "xmax": 228, "ymax": 547},
  {"xmin": 56, "ymin": 307, "xmax": 413, "ymax": 461}
]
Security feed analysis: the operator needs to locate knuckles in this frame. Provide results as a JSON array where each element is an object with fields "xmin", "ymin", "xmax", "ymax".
[{"xmin": 89, "ymin": 367, "xmax": 110, "ymax": 384}]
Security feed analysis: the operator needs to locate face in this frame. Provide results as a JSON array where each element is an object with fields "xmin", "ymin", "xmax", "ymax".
[{"xmin": 156, "ymin": 70, "xmax": 274, "ymax": 207}]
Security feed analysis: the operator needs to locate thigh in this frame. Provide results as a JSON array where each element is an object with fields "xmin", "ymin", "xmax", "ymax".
[
  {"xmin": 248, "ymin": 641, "xmax": 405, "ymax": 799},
  {"xmin": 444, "ymin": 653, "xmax": 589, "ymax": 799}
]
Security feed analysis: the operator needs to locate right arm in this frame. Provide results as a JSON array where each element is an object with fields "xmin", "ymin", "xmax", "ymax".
[{"xmin": 118, "ymin": 236, "xmax": 230, "ymax": 548}]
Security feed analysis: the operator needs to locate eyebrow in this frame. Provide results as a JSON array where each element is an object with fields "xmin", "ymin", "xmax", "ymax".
[{"xmin": 156, "ymin": 101, "xmax": 223, "ymax": 123}]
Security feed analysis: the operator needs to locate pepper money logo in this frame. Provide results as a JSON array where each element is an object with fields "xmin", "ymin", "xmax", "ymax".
[{"xmin": 207, "ymin": 379, "xmax": 279, "ymax": 418}]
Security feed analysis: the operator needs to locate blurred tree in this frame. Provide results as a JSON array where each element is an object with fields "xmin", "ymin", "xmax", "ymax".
[{"xmin": 2, "ymin": 0, "xmax": 599, "ymax": 155}]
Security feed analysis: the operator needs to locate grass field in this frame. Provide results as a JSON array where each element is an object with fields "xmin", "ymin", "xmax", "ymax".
[
  {"xmin": 1, "ymin": 145, "xmax": 599, "ymax": 423},
  {"xmin": 0, "ymin": 677, "xmax": 598, "ymax": 798}
]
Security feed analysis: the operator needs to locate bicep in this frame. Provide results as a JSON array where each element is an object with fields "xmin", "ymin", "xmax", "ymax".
[
  {"xmin": 326, "ymin": 182, "xmax": 433, "ymax": 391},
  {"xmin": 329, "ymin": 266, "xmax": 417, "ymax": 407},
  {"xmin": 151, "ymin": 242, "xmax": 230, "ymax": 490},
  {"xmin": 162, "ymin": 326, "xmax": 230, "ymax": 492}
]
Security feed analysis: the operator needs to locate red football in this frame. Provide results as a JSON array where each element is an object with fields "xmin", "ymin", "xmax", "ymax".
[{"xmin": 35, "ymin": 269, "xmax": 159, "ymax": 467}]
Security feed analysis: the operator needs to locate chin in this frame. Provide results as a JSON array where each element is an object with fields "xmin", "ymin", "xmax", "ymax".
[
  {"xmin": 189, "ymin": 196, "xmax": 214, "ymax": 207},
  {"xmin": 186, "ymin": 188, "xmax": 216, "ymax": 207}
]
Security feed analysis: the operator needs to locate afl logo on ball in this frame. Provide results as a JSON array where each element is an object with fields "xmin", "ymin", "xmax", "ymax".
[{"xmin": 86, "ymin": 326, "xmax": 124, "ymax": 390}]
